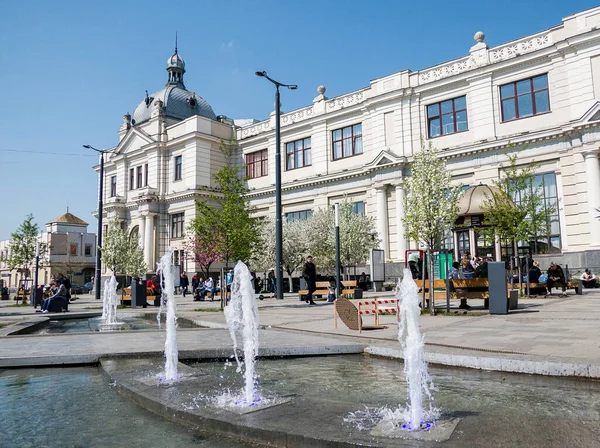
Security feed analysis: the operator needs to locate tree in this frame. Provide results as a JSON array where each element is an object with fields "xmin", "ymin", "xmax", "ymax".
[
  {"xmin": 478, "ymin": 150, "xmax": 555, "ymax": 270},
  {"xmin": 305, "ymin": 201, "xmax": 380, "ymax": 277},
  {"xmin": 183, "ymin": 230, "xmax": 224, "ymax": 278},
  {"xmin": 250, "ymin": 216, "xmax": 310, "ymax": 292},
  {"xmin": 403, "ymin": 142, "xmax": 463, "ymax": 315},
  {"xmin": 101, "ymin": 219, "xmax": 146, "ymax": 277},
  {"xmin": 8, "ymin": 214, "xmax": 47, "ymax": 302},
  {"xmin": 190, "ymin": 140, "xmax": 260, "ymax": 268}
]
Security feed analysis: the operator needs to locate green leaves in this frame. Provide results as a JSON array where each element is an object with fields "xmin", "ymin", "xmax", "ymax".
[
  {"xmin": 101, "ymin": 219, "xmax": 146, "ymax": 276},
  {"xmin": 478, "ymin": 149, "xmax": 554, "ymax": 251},
  {"xmin": 403, "ymin": 141, "xmax": 463, "ymax": 250},
  {"xmin": 190, "ymin": 140, "xmax": 260, "ymax": 267},
  {"xmin": 8, "ymin": 214, "xmax": 46, "ymax": 273}
]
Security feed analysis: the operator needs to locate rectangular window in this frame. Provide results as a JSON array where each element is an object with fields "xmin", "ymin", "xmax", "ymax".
[
  {"xmin": 110, "ymin": 176, "xmax": 117, "ymax": 197},
  {"xmin": 170, "ymin": 213, "xmax": 185, "ymax": 239},
  {"xmin": 508, "ymin": 172, "xmax": 561, "ymax": 254},
  {"xmin": 136, "ymin": 166, "xmax": 143, "ymax": 189},
  {"xmin": 144, "ymin": 164, "xmax": 148, "ymax": 187},
  {"xmin": 500, "ymin": 74, "xmax": 550, "ymax": 121},
  {"xmin": 332, "ymin": 124, "xmax": 363, "ymax": 160},
  {"xmin": 427, "ymin": 96, "xmax": 468, "ymax": 138},
  {"xmin": 174, "ymin": 155, "xmax": 182, "ymax": 181},
  {"xmin": 69, "ymin": 243, "xmax": 78, "ymax": 256},
  {"xmin": 351, "ymin": 201, "xmax": 365, "ymax": 215},
  {"xmin": 85, "ymin": 244, "xmax": 92, "ymax": 257},
  {"xmin": 285, "ymin": 210, "xmax": 313, "ymax": 223},
  {"xmin": 246, "ymin": 149, "xmax": 268, "ymax": 179},
  {"xmin": 129, "ymin": 168, "xmax": 134, "ymax": 190},
  {"xmin": 286, "ymin": 137, "xmax": 311, "ymax": 170}
]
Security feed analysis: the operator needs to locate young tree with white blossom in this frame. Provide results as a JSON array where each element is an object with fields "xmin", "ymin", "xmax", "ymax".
[
  {"xmin": 307, "ymin": 201, "xmax": 379, "ymax": 277},
  {"xmin": 250, "ymin": 216, "xmax": 309, "ymax": 292},
  {"xmin": 403, "ymin": 142, "xmax": 463, "ymax": 315}
]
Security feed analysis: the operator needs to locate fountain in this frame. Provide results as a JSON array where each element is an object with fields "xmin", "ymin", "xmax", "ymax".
[
  {"xmin": 395, "ymin": 267, "xmax": 437, "ymax": 430},
  {"xmin": 156, "ymin": 250, "xmax": 179, "ymax": 383},
  {"xmin": 222, "ymin": 260, "xmax": 261, "ymax": 407},
  {"xmin": 101, "ymin": 275, "xmax": 119, "ymax": 325}
]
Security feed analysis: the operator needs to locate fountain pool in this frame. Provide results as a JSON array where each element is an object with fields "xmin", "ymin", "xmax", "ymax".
[{"xmin": 102, "ymin": 354, "xmax": 600, "ymax": 447}]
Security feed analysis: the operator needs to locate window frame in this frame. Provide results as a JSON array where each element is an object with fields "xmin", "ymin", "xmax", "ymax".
[
  {"xmin": 174, "ymin": 155, "xmax": 182, "ymax": 181},
  {"xmin": 170, "ymin": 212, "xmax": 185, "ymax": 239},
  {"xmin": 129, "ymin": 168, "xmax": 134, "ymax": 190},
  {"xmin": 144, "ymin": 163, "xmax": 148, "ymax": 187},
  {"xmin": 136, "ymin": 166, "xmax": 143, "ymax": 189},
  {"xmin": 285, "ymin": 210, "xmax": 313, "ymax": 223},
  {"xmin": 246, "ymin": 149, "xmax": 268, "ymax": 179},
  {"xmin": 331, "ymin": 124, "xmax": 363, "ymax": 160},
  {"xmin": 500, "ymin": 74, "xmax": 550, "ymax": 122},
  {"xmin": 285, "ymin": 137, "xmax": 312, "ymax": 170},
  {"xmin": 426, "ymin": 95, "xmax": 468, "ymax": 138},
  {"xmin": 110, "ymin": 175, "xmax": 117, "ymax": 197}
]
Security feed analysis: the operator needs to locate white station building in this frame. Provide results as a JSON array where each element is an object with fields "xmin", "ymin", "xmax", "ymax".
[{"xmin": 97, "ymin": 6, "xmax": 600, "ymax": 277}]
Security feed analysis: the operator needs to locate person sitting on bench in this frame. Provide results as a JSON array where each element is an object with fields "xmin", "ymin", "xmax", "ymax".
[
  {"xmin": 580, "ymin": 268, "xmax": 598, "ymax": 288},
  {"xmin": 39, "ymin": 279, "xmax": 66, "ymax": 313},
  {"xmin": 547, "ymin": 262, "xmax": 567, "ymax": 296}
]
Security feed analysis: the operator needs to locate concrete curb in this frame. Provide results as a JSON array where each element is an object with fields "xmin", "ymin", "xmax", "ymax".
[{"xmin": 365, "ymin": 346, "xmax": 600, "ymax": 379}]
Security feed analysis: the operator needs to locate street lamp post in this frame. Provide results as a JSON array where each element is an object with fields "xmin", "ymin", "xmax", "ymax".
[
  {"xmin": 83, "ymin": 144, "xmax": 109, "ymax": 301},
  {"xmin": 334, "ymin": 203, "xmax": 341, "ymax": 298},
  {"xmin": 30, "ymin": 241, "xmax": 40, "ymax": 308},
  {"xmin": 255, "ymin": 71, "xmax": 297, "ymax": 300}
]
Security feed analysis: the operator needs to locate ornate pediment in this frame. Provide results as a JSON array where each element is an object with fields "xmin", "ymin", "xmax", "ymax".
[
  {"xmin": 115, "ymin": 128, "xmax": 155, "ymax": 155},
  {"xmin": 577, "ymin": 101, "xmax": 600, "ymax": 124}
]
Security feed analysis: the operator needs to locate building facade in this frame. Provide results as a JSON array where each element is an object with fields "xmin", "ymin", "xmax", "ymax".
[
  {"xmin": 98, "ymin": 7, "xmax": 600, "ymax": 277},
  {"xmin": 0, "ymin": 212, "xmax": 96, "ymax": 289}
]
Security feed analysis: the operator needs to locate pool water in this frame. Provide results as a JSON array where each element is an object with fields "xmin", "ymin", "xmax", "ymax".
[
  {"xmin": 0, "ymin": 367, "xmax": 255, "ymax": 448},
  {"xmin": 34, "ymin": 315, "xmax": 200, "ymax": 334}
]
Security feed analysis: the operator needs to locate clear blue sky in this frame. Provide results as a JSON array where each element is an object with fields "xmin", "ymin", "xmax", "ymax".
[{"xmin": 0, "ymin": 0, "xmax": 597, "ymax": 240}]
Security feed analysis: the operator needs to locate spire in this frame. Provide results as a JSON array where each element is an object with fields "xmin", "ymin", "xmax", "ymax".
[{"xmin": 175, "ymin": 31, "xmax": 178, "ymax": 54}]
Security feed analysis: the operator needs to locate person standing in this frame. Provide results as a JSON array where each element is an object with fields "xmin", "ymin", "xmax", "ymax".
[
  {"xmin": 302, "ymin": 255, "xmax": 317, "ymax": 305},
  {"xmin": 180, "ymin": 271, "xmax": 189, "ymax": 297}
]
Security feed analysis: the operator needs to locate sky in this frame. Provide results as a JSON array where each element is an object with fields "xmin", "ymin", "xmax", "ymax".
[{"xmin": 1, "ymin": 0, "xmax": 598, "ymax": 240}]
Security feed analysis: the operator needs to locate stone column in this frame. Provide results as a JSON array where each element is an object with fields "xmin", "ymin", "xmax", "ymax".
[
  {"xmin": 395, "ymin": 184, "xmax": 407, "ymax": 262},
  {"xmin": 139, "ymin": 214, "xmax": 146, "ymax": 248},
  {"xmin": 375, "ymin": 185, "xmax": 389, "ymax": 259},
  {"xmin": 584, "ymin": 150, "xmax": 600, "ymax": 246},
  {"xmin": 144, "ymin": 214, "xmax": 155, "ymax": 271}
]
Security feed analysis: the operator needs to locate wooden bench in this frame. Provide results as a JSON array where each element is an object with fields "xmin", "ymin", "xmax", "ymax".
[
  {"xmin": 414, "ymin": 280, "xmax": 450, "ymax": 301},
  {"xmin": 520, "ymin": 281, "xmax": 582, "ymax": 295},
  {"xmin": 299, "ymin": 280, "xmax": 358, "ymax": 300},
  {"xmin": 299, "ymin": 281, "xmax": 330, "ymax": 300},
  {"xmin": 121, "ymin": 287, "xmax": 131, "ymax": 305},
  {"xmin": 15, "ymin": 288, "xmax": 30, "ymax": 304},
  {"xmin": 121, "ymin": 287, "xmax": 161, "ymax": 306}
]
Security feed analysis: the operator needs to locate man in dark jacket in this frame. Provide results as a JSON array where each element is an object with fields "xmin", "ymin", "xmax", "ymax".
[
  {"xmin": 180, "ymin": 272, "xmax": 189, "ymax": 297},
  {"xmin": 302, "ymin": 255, "xmax": 317, "ymax": 305},
  {"xmin": 547, "ymin": 262, "xmax": 567, "ymax": 296}
]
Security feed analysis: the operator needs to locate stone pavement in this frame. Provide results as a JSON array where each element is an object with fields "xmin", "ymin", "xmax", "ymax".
[{"xmin": 1, "ymin": 287, "xmax": 599, "ymax": 377}]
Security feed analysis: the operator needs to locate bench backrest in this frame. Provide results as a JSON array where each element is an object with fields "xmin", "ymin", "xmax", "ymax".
[
  {"xmin": 452, "ymin": 278, "xmax": 489, "ymax": 288},
  {"xmin": 315, "ymin": 281, "xmax": 330, "ymax": 289},
  {"xmin": 342, "ymin": 280, "xmax": 357, "ymax": 288},
  {"xmin": 415, "ymin": 279, "xmax": 448, "ymax": 289}
]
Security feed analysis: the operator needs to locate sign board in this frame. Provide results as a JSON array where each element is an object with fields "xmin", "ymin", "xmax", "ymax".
[
  {"xmin": 370, "ymin": 249, "xmax": 385, "ymax": 282},
  {"xmin": 1, "ymin": 274, "xmax": 9, "ymax": 277}
]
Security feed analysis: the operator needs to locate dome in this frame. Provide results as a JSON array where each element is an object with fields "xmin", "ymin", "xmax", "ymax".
[
  {"xmin": 458, "ymin": 184, "xmax": 506, "ymax": 216},
  {"xmin": 168, "ymin": 52, "xmax": 185, "ymax": 69},
  {"xmin": 132, "ymin": 85, "xmax": 217, "ymax": 125}
]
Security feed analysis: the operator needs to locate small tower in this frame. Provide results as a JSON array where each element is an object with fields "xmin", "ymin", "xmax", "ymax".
[{"xmin": 166, "ymin": 35, "xmax": 186, "ymax": 87}]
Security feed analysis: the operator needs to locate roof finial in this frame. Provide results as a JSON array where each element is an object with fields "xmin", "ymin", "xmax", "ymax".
[{"xmin": 175, "ymin": 32, "xmax": 178, "ymax": 54}]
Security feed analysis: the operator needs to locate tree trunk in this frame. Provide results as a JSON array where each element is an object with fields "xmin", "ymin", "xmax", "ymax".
[
  {"xmin": 287, "ymin": 271, "xmax": 294, "ymax": 293},
  {"xmin": 428, "ymin": 248, "xmax": 434, "ymax": 316},
  {"xmin": 421, "ymin": 254, "xmax": 426, "ymax": 309}
]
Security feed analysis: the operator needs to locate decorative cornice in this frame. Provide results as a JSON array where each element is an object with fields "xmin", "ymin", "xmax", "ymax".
[{"xmin": 418, "ymin": 31, "xmax": 553, "ymax": 85}]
